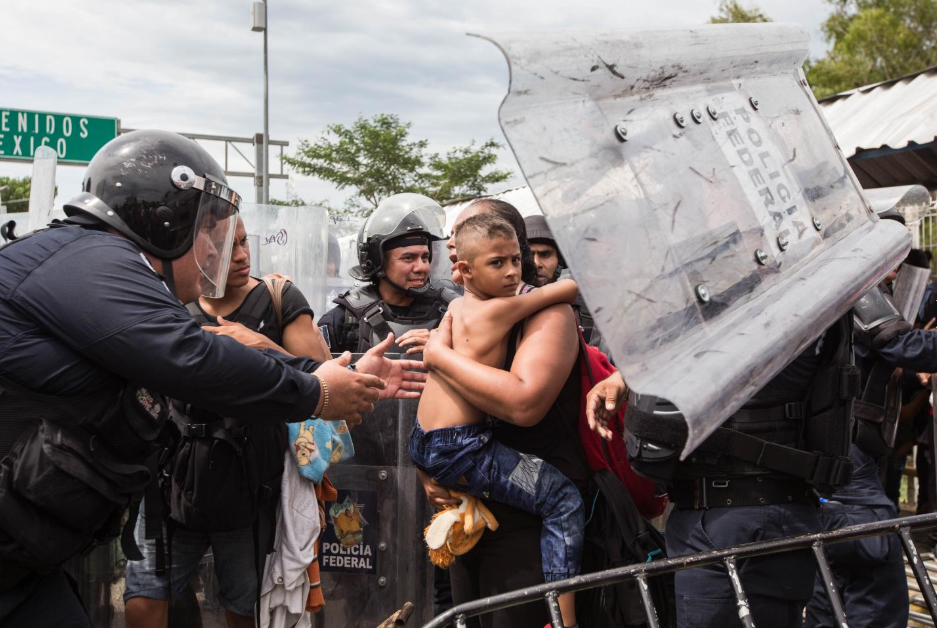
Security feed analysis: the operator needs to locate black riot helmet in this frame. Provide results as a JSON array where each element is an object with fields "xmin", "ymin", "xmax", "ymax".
[
  {"xmin": 350, "ymin": 193, "xmax": 447, "ymax": 290},
  {"xmin": 64, "ymin": 130, "xmax": 241, "ymax": 298}
]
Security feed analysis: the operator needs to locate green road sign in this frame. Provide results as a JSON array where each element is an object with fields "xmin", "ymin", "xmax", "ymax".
[{"xmin": 0, "ymin": 108, "xmax": 118, "ymax": 165}]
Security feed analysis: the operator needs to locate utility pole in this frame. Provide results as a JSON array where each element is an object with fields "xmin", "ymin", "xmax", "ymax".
[{"xmin": 252, "ymin": 0, "xmax": 270, "ymax": 204}]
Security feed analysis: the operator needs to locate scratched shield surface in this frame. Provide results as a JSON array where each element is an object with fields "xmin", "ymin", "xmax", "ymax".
[
  {"xmin": 239, "ymin": 202, "xmax": 329, "ymax": 318},
  {"xmin": 481, "ymin": 24, "xmax": 910, "ymax": 455}
]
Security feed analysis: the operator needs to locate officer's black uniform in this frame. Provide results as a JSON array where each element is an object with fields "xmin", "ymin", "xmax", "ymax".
[
  {"xmin": 804, "ymin": 278, "xmax": 937, "ymax": 628},
  {"xmin": 0, "ymin": 131, "xmax": 324, "ymax": 627},
  {"xmin": 318, "ymin": 281, "xmax": 456, "ymax": 354}
]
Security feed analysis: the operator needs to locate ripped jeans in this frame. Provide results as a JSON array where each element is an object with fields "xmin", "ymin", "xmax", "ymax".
[{"xmin": 409, "ymin": 421, "xmax": 583, "ymax": 582}]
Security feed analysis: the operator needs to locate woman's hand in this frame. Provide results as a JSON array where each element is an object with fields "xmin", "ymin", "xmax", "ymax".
[
  {"xmin": 585, "ymin": 370, "xmax": 628, "ymax": 441},
  {"xmin": 416, "ymin": 469, "xmax": 459, "ymax": 510},
  {"xmin": 423, "ymin": 312, "xmax": 454, "ymax": 370},
  {"xmin": 203, "ymin": 316, "xmax": 277, "ymax": 351}
]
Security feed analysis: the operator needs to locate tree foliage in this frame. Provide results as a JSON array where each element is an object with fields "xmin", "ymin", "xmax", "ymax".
[
  {"xmin": 806, "ymin": 0, "xmax": 937, "ymax": 98},
  {"xmin": 269, "ymin": 197, "xmax": 308, "ymax": 207},
  {"xmin": 710, "ymin": 0, "xmax": 937, "ymax": 99},
  {"xmin": 284, "ymin": 114, "xmax": 511, "ymax": 216},
  {"xmin": 0, "ymin": 176, "xmax": 32, "ymax": 213},
  {"xmin": 710, "ymin": 0, "xmax": 772, "ymax": 23}
]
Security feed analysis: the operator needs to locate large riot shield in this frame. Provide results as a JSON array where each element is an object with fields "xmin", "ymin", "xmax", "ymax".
[
  {"xmin": 239, "ymin": 203, "xmax": 330, "ymax": 319},
  {"xmin": 325, "ymin": 215, "xmax": 367, "ymax": 313},
  {"xmin": 480, "ymin": 24, "xmax": 910, "ymax": 455},
  {"xmin": 27, "ymin": 146, "xmax": 57, "ymax": 234},
  {"xmin": 313, "ymin": 354, "xmax": 433, "ymax": 628}
]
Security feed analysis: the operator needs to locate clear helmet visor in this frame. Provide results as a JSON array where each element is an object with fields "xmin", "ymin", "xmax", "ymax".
[
  {"xmin": 193, "ymin": 193, "xmax": 239, "ymax": 298},
  {"xmin": 363, "ymin": 193, "xmax": 447, "ymax": 241}
]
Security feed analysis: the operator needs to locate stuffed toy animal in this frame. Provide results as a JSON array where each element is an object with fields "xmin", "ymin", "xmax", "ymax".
[{"xmin": 423, "ymin": 491, "xmax": 499, "ymax": 568}]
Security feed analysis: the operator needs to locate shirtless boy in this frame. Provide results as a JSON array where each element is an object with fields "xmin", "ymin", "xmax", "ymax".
[{"xmin": 409, "ymin": 213, "xmax": 584, "ymax": 628}]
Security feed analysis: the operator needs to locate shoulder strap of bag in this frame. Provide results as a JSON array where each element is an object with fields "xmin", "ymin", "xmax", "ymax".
[{"xmin": 263, "ymin": 277, "xmax": 289, "ymax": 329}]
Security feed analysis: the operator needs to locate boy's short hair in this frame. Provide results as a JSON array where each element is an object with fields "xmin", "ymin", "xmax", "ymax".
[{"xmin": 454, "ymin": 214, "xmax": 517, "ymax": 261}]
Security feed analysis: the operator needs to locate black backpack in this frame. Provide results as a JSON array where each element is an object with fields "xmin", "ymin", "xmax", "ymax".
[
  {"xmin": 166, "ymin": 408, "xmax": 285, "ymax": 533},
  {"xmin": 577, "ymin": 469, "xmax": 676, "ymax": 628},
  {"xmin": 167, "ymin": 280, "xmax": 291, "ymax": 533},
  {"xmin": 561, "ymin": 335, "xmax": 676, "ymax": 628}
]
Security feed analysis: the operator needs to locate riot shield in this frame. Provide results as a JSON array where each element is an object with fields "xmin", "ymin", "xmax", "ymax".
[
  {"xmin": 239, "ymin": 203, "xmax": 330, "ymax": 319},
  {"xmin": 325, "ymin": 215, "xmax": 367, "ymax": 311},
  {"xmin": 893, "ymin": 263, "xmax": 931, "ymax": 324},
  {"xmin": 479, "ymin": 24, "xmax": 910, "ymax": 455},
  {"xmin": 865, "ymin": 185, "xmax": 932, "ymax": 225},
  {"xmin": 313, "ymin": 354, "xmax": 433, "ymax": 628},
  {"xmin": 26, "ymin": 145, "xmax": 57, "ymax": 234}
]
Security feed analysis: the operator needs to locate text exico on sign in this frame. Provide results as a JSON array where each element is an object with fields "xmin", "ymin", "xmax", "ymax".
[{"xmin": 0, "ymin": 109, "xmax": 119, "ymax": 165}]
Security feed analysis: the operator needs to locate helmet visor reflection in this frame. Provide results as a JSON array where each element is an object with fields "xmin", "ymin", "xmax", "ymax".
[{"xmin": 193, "ymin": 194, "xmax": 239, "ymax": 298}]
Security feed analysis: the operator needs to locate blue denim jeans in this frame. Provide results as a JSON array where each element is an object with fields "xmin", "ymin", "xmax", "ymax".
[
  {"xmin": 409, "ymin": 421, "xmax": 584, "ymax": 581},
  {"xmin": 123, "ymin": 503, "xmax": 258, "ymax": 618}
]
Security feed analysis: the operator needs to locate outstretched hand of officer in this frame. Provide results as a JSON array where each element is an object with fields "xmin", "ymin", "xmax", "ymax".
[
  {"xmin": 314, "ymin": 353, "xmax": 384, "ymax": 425},
  {"xmin": 586, "ymin": 370, "xmax": 628, "ymax": 441},
  {"xmin": 355, "ymin": 333, "xmax": 427, "ymax": 400},
  {"xmin": 397, "ymin": 328, "xmax": 431, "ymax": 354}
]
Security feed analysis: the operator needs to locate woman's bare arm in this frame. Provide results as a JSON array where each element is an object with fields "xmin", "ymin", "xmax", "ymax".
[
  {"xmin": 282, "ymin": 314, "xmax": 331, "ymax": 361},
  {"xmin": 423, "ymin": 304, "xmax": 578, "ymax": 426}
]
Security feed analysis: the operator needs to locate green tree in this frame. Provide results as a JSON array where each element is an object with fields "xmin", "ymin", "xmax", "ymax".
[
  {"xmin": 0, "ymin": 176, "xmax": 32, "ymax": 213},
  {"xmin": 710, "ymin": 0, "xmax": 772, "ymax": 23},
  {"xmin": 284, "ymin": 114, "xmax": 511, "ymax": 217},
  {"xmin": 269, "ymin": 197, "xmax": 308, "ymax": 207},
  {"xmin": 806, "ymin": 0, "xmax": 937, "ymax": 98}
]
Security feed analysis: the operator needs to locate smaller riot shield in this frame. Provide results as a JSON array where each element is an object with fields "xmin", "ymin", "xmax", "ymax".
[
  {"xmin": 27, "ymin": 146, "xmax": 57, "ymax": 234},
  {"xmin": 325, "ymin": 215, "xmax": 367, "ymax": 310},
  {"xmin": 239, "ymin": 203, "xmax": 329, "ymax": 319},
  {"xmin": 866, "ymin": 185, "xmax": 932, "ymax": 225},
  {"xmin": 313, "ymin": 355, "xmax": 433, "ymax": 628},
  {"xmin": 893, "ymin": 264, "xmax": 931, "ymax": 324}
]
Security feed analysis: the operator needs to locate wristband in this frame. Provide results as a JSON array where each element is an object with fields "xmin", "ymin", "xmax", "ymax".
[{"xmin": 313, "ymin": 373, "xmax": 329, "ymax": 415}]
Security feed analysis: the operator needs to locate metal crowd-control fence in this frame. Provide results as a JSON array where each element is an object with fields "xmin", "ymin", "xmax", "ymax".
[{"xmin": 422, "ymin": 512, "xmax": 937, "ymax": 628}]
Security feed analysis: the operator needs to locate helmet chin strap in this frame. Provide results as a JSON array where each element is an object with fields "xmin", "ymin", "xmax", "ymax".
[{"xmin": 379, "ymin": 272, "xmax": 433, "ymax": 298}]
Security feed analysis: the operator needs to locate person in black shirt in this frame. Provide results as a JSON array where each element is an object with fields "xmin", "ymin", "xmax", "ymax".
[{"xmin": 124, "ymin": 216, "xmax": 333, "ymax": 628}]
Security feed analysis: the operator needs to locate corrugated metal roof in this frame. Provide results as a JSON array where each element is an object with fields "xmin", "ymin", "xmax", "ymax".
[
  {"xmin": 819, "ymin": 66, "xmax": 937, "ymax": 159},
  {"xmin": 442, "ymin": 185, "xmax": 543, "ymax": 230}
]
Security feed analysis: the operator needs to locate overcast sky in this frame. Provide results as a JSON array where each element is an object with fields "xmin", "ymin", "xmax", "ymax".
[{"xmin": 2, "ymin": 0, "xmax": 832, "ymax": 210}]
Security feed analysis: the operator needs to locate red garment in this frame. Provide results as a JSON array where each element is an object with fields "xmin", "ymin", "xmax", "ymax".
[{"xmin": 578, "ymin": 339, "xmax": 668, "ymax": 518}]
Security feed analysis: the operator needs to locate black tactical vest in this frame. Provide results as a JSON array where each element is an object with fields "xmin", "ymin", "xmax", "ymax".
[
  {"xmin": 625, "ymin": 315, "xmax": 858, "ymax": 503},
  {"xmin": 0, "ymin": 375, "xmax": 171, "ymax": 589},
  {"xmin": 334, "ymin": 283, "xmax": 458, "ymax": 353}
]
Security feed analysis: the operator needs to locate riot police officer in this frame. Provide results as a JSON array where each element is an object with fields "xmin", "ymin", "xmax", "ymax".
[
  {"xmin": 803, "ymin": 249, "xmax": 937, "ymax": 627},
  {"xmin": 318, "ymin": 193, "xmax": 459, "ymax": 355},
  {"xmin": 0, "ymin": 130, "xmax": 423, "ymax": 628},
  {"xmin": 587, "ymin": 248, "xmax": 937, "ymax": 628}
]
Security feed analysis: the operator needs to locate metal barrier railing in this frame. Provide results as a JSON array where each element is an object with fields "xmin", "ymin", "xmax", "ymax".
[{"xmin": 421, "ymin": 512, "xmax": 937, "ymax": 628}]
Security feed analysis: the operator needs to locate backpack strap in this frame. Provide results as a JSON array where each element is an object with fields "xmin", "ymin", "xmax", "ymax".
[{"xmin": 263, "ymin": 277, "xmax": 289, "ymax": 329}]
